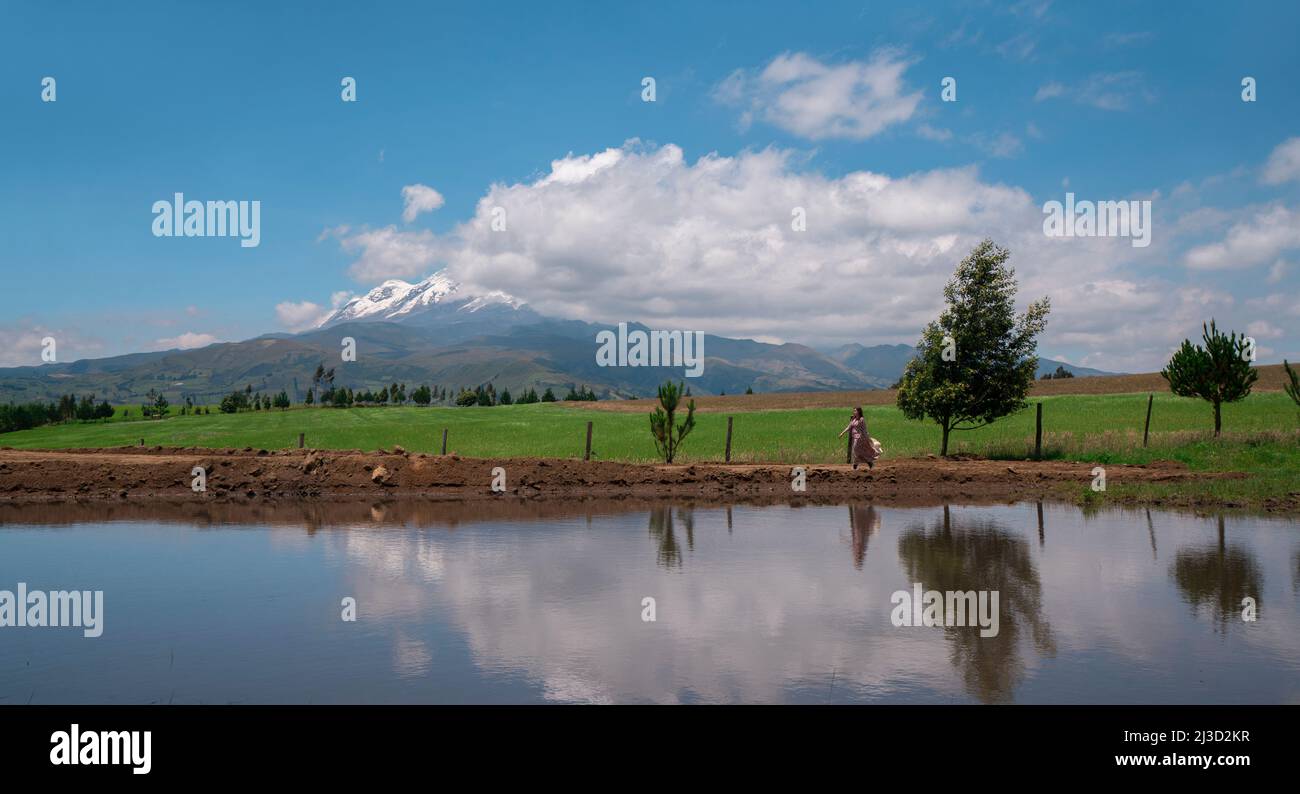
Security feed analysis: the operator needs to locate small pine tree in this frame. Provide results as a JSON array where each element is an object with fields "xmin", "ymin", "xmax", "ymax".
[
  {"xmin": 649, "ymin": 381, "xmax": 696, "ymax": 463},
  {"xmin": 1284, "ymin": 360, "xmax": 1299, "ymax": 408},
  {"xmin": 541, "ymin": 387, "xmax": 556, "ymax": 402},
  {"xmin": 1161, "ymin": 320, "xmax": 1257, "ymax": 436}
]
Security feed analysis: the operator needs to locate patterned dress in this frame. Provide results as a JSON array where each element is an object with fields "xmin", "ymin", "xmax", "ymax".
[{"xmin": 845, "ymin": 417, "xmax": 880, "ymax": 465}]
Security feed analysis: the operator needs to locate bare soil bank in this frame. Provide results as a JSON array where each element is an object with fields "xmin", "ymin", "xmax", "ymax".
[{"xmin": 0, "ymin": 446, "xmax": 1280, "ymax": 513}]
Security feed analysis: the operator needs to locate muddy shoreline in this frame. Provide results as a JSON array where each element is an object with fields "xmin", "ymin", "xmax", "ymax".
[{"xmin": 0, "ymin": 446, "xmax": 1287, "ymax": 514}]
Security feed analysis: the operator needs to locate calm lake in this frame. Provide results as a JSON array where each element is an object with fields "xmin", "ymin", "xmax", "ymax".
[{"xmin": 1, "ymin": 500, "xmax": 1297, "ymax": 704}]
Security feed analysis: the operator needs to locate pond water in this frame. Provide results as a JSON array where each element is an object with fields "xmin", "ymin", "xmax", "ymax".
[{"xmin": 1, "ymin": 500, "xmax": 1296, "ymax": 704}]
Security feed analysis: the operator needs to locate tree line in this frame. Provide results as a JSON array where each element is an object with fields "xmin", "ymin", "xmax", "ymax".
[{"xmin": 0, "ymin": 393, "xmax": 114, "ymax": 433}]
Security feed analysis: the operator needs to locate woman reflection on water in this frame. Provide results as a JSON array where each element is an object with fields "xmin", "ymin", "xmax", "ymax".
[
  {"xmin": 837, "ymin": 407, "xmax": 881, "ymax": 470},
  {"xmin": 848, "ymin": 504, "xmax": 880, "ymax": 570}
]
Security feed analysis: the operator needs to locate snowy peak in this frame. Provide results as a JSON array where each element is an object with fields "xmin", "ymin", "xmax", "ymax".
[
  {"xmin": 320, "ymin": 270, "xmax": 529, "ymax": 328},
  {"xmin": 461, "ymin": 291, "xmax": 525, "ymax": 312}
]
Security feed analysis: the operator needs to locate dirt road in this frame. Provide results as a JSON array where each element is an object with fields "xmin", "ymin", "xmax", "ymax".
[{"xmin": 0, "ymin": 446, "xmax": 1265, "ymax": 511}]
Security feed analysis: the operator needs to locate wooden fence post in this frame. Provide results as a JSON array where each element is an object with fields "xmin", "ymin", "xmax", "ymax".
[
  {"xmin": 584, "ymin": 421, "xmax": 593, "ymax": 461},
  {"xmin": 298, "ymin": 432, "xmax": 304, "ymax": 449},
  {"xmin": 1143, "ymin": 393, "xmax": 1153, "ymax": 447},
  {"xmin": 1034, "ymin": 402, "xmax": 1043, "ymax": 460},
  {"xmin": 725, "ymin": 416, "xmax": 733, "ymax": 463},
  {"xmin": 441, "ymin": 428, "xmax": 448, "ymax": 455}
]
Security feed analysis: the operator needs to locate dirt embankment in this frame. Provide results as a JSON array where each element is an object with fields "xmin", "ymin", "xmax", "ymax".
[
  {"xmin": 574, "ymin": 364, "xmax": 1295, "ymax": 413},
  {"xmin": 0, "ymin": 446, "xmax": 1270, "ymax": 511}
]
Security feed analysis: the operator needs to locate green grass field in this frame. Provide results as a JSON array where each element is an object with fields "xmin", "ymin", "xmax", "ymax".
[
  {"xmin": 4, "ymin": 393, "xmax": 1297, "ymax": 511},
  {"xmin": 4, "ymin": 391, "xmax": 1296, "ymax": 465}
]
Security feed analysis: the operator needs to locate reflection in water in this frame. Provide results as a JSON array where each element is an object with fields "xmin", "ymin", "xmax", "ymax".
[
  {"xmin": 1170, "ymin": 516, "xmax": 1264, "ymax": 628},
  {"xmin": 648, "ymin": 506, "xmax": 695, "ymax": 568},
  {"xmin": 896, "ymin": 505, "xmax": 1056, "ymax": 703},
  {"xmin": 848, "ymin": 504, "xmax": 880, "ymax": 570},
  {"xmin": 2, "ymin": 501, "xmax": 1297, "ymax": 704}
]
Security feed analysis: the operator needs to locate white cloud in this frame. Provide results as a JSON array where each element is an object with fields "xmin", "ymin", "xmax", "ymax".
[
  {"xmin": 275, "ymin": 292, "xmax": 353, "ymax": 332},
  {"xmin": 714, "ymin": 51, "xmax": 922, "ymax": 141},
  {"xmin": 1103, "ymin": 31, "xmax": 1153, "ymax": 48},
  {"xmin": 0, "ymin": 323, "xmax": 105, "ymax": 367},
  {"xmin": 917, "ymin": 124, "xmax": 953, "ymax": 142},
  {"xmin": 275, "ymin": 301, "xmax": 329, "ymax": 332},
  {"xmin": 331, "ymin": 141, "xmax": 1206, "ymax": 364},
  {"xmin": 329, "ymin": 225, "xmax": 441, "ymax": 281},
  {"xmin": 325, "ymin": 140, "xmax": 1299, "ymax": 370},
  {"xmin": 1010, "ymin": 0, "xmax": 1053, "ymax": 19},
  {"xmin": 1261, "ymin": 137, "xmax": 1300, "ymax": 185},
  {"xmin": 995, "ymin": 32, "xmax": 1038, "ymax": 62},
  {"xmin": 1246, "ymin": 320, "xmax": 1283, "ymax": 339},
  {"xmin": 1034, "ymin": 82, "xmax": 1065, "ymax": 101},
  {"xmin": 967, "ymin": 131, "xmax": 1024, "ymax": 158},
  {"xmin": 1035, "ymin": 72, "xmax": 1153, "ymax": 111},
  {"xmin": 401, "ymin": 183, "xmax": 446, "ymax": 222},
  {"xmin": 1184, "ymin": 205, "xmax": 1300, "ymax": 270},
  {"xmin": 153, "ymin": 332, "xmax": 218, "ymax": 350}
]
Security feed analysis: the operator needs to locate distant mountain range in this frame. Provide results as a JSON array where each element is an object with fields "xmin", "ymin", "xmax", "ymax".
[{"xmin": 0, "ymin": 271, "xmax": 1114, "ymax": 404}]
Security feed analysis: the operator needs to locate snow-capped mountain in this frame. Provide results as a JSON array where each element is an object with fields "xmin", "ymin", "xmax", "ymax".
[{"xmin": 321, "ymin": 270, "xmax": 533, "ymax": 329}]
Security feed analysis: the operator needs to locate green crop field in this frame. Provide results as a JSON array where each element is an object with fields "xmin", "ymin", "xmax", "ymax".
[{"xmin": 0, "ymin": 391, "xmax": 1291, "ymax": 459}]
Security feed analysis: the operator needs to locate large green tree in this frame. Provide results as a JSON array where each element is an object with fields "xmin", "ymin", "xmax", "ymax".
[
  {"xmin": 896, "ymin": 239, "xmax": 1050, "ymax": 455},
  {"xmin": 1161, "ymin": 320, "xmax": 1257, "ymax": 436},
  {"xmin": 1283, "ymin": 360, "xmax": 1299, "ymax": 408}
]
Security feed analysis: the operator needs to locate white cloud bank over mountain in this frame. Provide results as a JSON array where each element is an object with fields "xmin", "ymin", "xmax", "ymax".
[
  {"xmin": 152, "ymin": 332, "xmax": 219, "ymax": 351},
  {"xmin": 312, "ymin": 138, "xmax": 1299, "ymax": 370}
]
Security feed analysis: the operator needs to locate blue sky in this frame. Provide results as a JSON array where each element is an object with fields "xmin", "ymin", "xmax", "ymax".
[{"xmin": 1, "ymin": 0, "xmax": 1298, "ymax": 371}]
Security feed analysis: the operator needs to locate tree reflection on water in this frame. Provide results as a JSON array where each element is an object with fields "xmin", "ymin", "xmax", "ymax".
[
  {"xmin": 896, "ymin": 504, "xmax": 1056, "ymax": 703},
  {"xmin": 1170, "ymin": 515, "xmax": 1264, "ymax": 629}
]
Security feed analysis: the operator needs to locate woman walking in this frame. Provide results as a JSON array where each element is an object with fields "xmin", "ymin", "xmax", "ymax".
[{"xmin": 838, "ymin": 407, "xmax": 880, "ymax": 470}]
